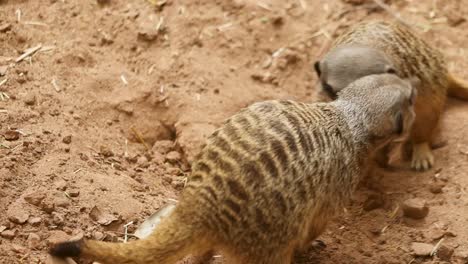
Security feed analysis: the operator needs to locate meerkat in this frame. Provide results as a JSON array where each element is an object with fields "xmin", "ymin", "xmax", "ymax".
[
  {"xmin": 49, "ymin": 74, "xmax": 416, "ymax": 264},
  {"xmin": 313, "ymin": 20, "xmax": 468, "ymax": 171}
]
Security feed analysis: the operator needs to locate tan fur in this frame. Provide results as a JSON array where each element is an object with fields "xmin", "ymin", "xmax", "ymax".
[
  {"xmin": 314, "ymin": 20, "xmax": 468, "ymax": 171},
  {"xmin": 49, "ymin": 74, "xmax": 415, "ymax": 264}
]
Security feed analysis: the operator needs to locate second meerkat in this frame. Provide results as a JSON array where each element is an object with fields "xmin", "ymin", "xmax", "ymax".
[
  {"xmin": 314, "ymin": 20, "xmax": 468, "ymax": 171},
  {"xmin": 49, "ymin": 74, "xmax": 415, "ymax": 264}
]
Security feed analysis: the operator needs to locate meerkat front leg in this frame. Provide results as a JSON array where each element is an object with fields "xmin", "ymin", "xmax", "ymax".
[{"xmin": 409, "ymin": 94, "xmax": 443, "ymax": 171}]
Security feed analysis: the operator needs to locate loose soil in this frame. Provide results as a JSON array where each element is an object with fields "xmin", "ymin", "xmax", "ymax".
[{"xmin": 0, "ymin": 0, "xmax": 467, "ymax": 263}]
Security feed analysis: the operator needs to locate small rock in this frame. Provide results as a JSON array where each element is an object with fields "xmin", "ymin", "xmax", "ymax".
[
  {"xmin": 46, "ymin": 230, "xmax": 70, "ymax": 246},
  {"xmin": 28, "ymin": 217, "xmax": 42, "ymax": 226},
  {"xmin": 363, "ymin": 194, "xmax": 384, "ymax": 211},
  {"xmin": 100, "ymin": 32, "xmax": 114, "ymax": 45},
  {"xmin": 89, "ymin": 206, "xmax": 118, "ymax": 226},
  {"xmin": 429, "ymin": 182, "xmax": 444, "ymax": 194},
  {"xmin": 411, "ymin": 242, "xmax": 433, "ymax": 256},
  {"xmin": 55, "ymin": 179, "xmax": 67, "ymax": 191},
  {"xmin": 0, "ymin": 226, "xmax": 6, "ymax": 233},
  {"xmin": 137, "ymin": 155, "xmax": 149, "ymax": 168},
  {"xmin": 0, "ymin": 23, "xmax": 12, "ymax": 33},
  {"xmin": 93, "ymin": 231, "xmax": 105, "ymax": 240},
  {"xmin": 11, "ymin": 243, "xmax": 27, "ymax": 253},
  {"xmin": 1, "ymin": 229, "xmax": 17, "ymax": 239},
  {"xmin": 437, "ymin": 245, "xmax": 454, "ymax": 261},
  {"xmin": 8, "ymin": 210, "xmax": 30, "ymax": 224},
  {"xmin": 52, "ymin": 212, "xmax": 65, "ymax": 225},
  {"xmin": 166, "ymin": 151, "xmax": 181, "ymax": 163},
  {"xmin": 23, "ymin": 93, "xmax": 37, "ymax": 105},
  {"xmin": 3, "ymin": 130, "xmax": 20, "ymax": 141},
  {"xmin": 54, "ymin": 197, "xmax": 70, "ymax": 208},
  {"xmin": 402, "ymin": 198, "xmax": 429, "ymax": 219},
  {"xmin": 100, "ymin": 145, "xmax": 114, "ymax": 157},
  {"xmin": 152, "ymin": 140, "xmax": 174, "ymax": 154},
  {"xmin": 62, "ymin": 135, "xmax": 72, "ymax": 144},
  {"xmin": 0, "ymin": 65, "xmax": 8, "ymax": 76},
  {"xmin": 67, "ymin": 189, "xmax": 80, "ymax": 197},
  {"xmin": 27, "ymin": 233, "xmax": 41, "ymax": 249},
  {"xmin": 24, "ymin": 191, "xmax": 46, "ymax": 206},
  {"xmin": 40, "ymin": 198, "xmax": 55, "ymax": 213}
]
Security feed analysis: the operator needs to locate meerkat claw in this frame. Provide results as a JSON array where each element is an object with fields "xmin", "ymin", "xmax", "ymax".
[{"xmin": 411, "ymin": 143, "xmax": 434, "ymax": 171}]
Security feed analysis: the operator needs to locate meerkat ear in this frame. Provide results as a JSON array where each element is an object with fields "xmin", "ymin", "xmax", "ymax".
[{"xmin": 314, "ymin": 61, "xmax": 321, "ymax": 77}]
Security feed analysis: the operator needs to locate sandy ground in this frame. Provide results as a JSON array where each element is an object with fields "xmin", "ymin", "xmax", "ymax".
[{"xmin": 0, "ymin": 0, "xmax": 467, "ymax": 263}]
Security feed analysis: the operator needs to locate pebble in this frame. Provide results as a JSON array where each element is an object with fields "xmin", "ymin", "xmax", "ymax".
[
  {"xmin": 166, "ymin": 151, "xmax": 182, "ymax": 163},
  {"xmin": 402, "ymin": 198, "xmax": 429, "ymax": 219},
  {"xmin": 429, "ymin": 182, "xmax": 444, "ymax": 194},
  {"xmin": 93, "ymin": 231, "xmax": 105, "ymax": 240},
  {"xmin": 24, "ymin": 191, "xmax": 46, "ymax": 206},
  {"xmin": 100, "ymin": 145, "xmax": 114, "ymax": 157},
  {"xmin": 55, "ymin": 179, "xmax": 68, "ymax": 191},
  {"xmin": 52, "ymin": 212, "xmax": 65, "ymax": 225},
  {"xmin": 152, "ymin": 140, "xmax": 174, "ymax": 154},
  {"xmin": 62, "ymin": 135, "xmax": 72, "ymax": 144},
  {"xmin": 23, "ymin": 93, "xmax": 37, "ymax": 105},
  {"xmin": 411, "ymin": 242, "xmax": 433, "ymax": 256},
  {"xmin": 8, "ymin": 210, "xmax": 30, "ymax": 224},
  {"xmin": 46, "ymin": 230, "xmax": 70, "ymax": 246},
  {"xmin": 1, "ymin": 229, "xmax": 16, "ymax": 239},
  {"xmin": 0, "ymin": 65, "xmax": 8, "ymax": 76},
  {"xmin": 28, "ymin": 217, "xmax": 42, "ymax": 226},
  {"xmin": 27, "ymin": 233, "xmax": 41, "ymax": 249},
  {"xmin": 137, "ymin": 155, "xmax": 150, "ymax": 168},
  {"xmin": 39, "ymin": 198, "xmax": 55, "ymax": 213},
  {"xmin": 0, "ymin": 23, "xmax": 12, "ymax": 33},
  {"xmin": 437, "ymin": 245, "xmax": 454, "ymax": 261},
  {"xmin": 11, "ymin": 243, "xmax": 27, "ymax": 253},
  {"xmin": 3, "ymin": 130, "xmax": 20, "ymax": 141},
  {"xmin": 67, "ymin": 189, "xmax": 80, "ymax": 197},
  {"xmin": 54, "ymin": 197, "xmax": 71, "ymax": 208}
]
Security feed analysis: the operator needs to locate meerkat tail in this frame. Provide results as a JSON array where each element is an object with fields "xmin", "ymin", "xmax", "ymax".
[
  {"xmin": 49, "ymin": 208, "xmax": 204, "ymax": 264},
  {"xmin": 447, "ymin": 73, "xmax": 468, "ymax": 100}
]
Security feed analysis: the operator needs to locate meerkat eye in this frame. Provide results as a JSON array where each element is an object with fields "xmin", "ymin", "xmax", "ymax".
[
  {"xmin": 386, "ymin": 68, "xmax": 397, "ymax": 74},
  {"xmin": 322, "ymin": 82, "xmax": 337, "ymax": 99}
]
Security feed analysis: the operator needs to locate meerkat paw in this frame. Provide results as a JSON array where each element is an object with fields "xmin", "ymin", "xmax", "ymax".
[{"xmin": 411, "ymin": 143, "xmax": 434, "ymax": 171}]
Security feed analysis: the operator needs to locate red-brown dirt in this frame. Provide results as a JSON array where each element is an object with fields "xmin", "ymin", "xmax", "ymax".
[{"xmin": 0, "ymin": 0, "xmax": 467, "ymax": 263}]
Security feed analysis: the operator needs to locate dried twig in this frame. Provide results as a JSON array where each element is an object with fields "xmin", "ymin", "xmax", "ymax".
[
  {"xmin": 120, "ymin": 74, "xmax": 128, "ymax": 85},
  {"xmin": 23, "ymin": 21, "xmax": 48, "ymax": 27},
  {"xmin": 51, "ymin": 78, "xmax": 61, "ymax": 92},
  {"xmin": 0, "ymin": 78, "xmax": 7, "ymax": 87},
  {"xmin": 430, "ymin": 237, "xmax": 444, "ymax": 256},
  {"xmin": 257, "ymin": 2, "xmax": 272, "ymax": 11},
  {"xmin": 16, "ymin": 44, "xmax": 42, "ymax": 63},
  {"xmin": 124, "ymin": 221, "xmax": 134, "ymax": 243},
  {"xmin": 130, "ymin": 127, "xmax": 150, "ymax": 151}
]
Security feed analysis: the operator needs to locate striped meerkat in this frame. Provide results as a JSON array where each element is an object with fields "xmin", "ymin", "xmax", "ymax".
[
  {"xmin": 314, "ymin": 20, "xmax": 468, "ymax": 171},
  {"xmin": 49, "ymin": 74, "xmax": 415, "ymax": 264}
]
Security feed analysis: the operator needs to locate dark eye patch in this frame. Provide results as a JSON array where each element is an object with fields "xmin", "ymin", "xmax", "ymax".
[
  {"xmin": 322, "ymin": 82, "xmax": 337, "ymax": 100},
  {"xmin": 395, "ymin": 112, "xmax": 403, "ymax": 134}
]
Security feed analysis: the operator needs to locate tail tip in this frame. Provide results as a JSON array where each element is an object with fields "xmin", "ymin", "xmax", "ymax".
[{"xmin": 49, "ymin": 239, "xmax": 83, "ymax": 258}]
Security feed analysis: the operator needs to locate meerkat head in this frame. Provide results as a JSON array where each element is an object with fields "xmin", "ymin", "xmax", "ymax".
[
  {"xmin": 334, "ymin": 74, "xmax": 418, "ymax": 149},
  {"xmin": 314, "ymin": 44, "xmax": 397, "ymax": 100}
]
